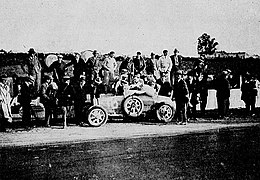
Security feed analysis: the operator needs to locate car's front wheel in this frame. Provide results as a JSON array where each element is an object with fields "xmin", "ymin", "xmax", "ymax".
[
  {"xmin": 85, "ymin": 106, "xmax": 108, "ymax": 127},
  {"xmin": 156, "ymin": 103, "xmax": 174, "ymax": 123},
  {"xmin": 123, "ymin": 95, "xmax": 144, "ymax": 118}
]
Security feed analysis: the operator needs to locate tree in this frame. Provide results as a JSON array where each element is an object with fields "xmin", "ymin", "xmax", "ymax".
[{"xmin": 197, "ymin": 33, "xmax": 218, "ymax": 57}]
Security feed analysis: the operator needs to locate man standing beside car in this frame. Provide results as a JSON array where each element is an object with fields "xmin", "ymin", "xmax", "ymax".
[
  {"xmin": 57, "ymin": 76, "xmax": 75, "ymax": 129},
  {"xmin": 173, "ymin": 70, "xmax": 189, "ymax": 125},
  {"xmin": 102, "ymin": 51, "xmax": 117, "ymax": 93},
  {"xmin": 74, "ymin": 75, "xmax": 88, "ymax": 126},
  {"xmin": 84, "ymin": 50, "xmax": 98, "ymax": 105}
]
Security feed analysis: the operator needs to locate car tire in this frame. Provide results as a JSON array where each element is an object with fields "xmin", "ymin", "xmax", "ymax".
[
  {"xmin": 156, "ymin": 103, "xmax": 174, "ymax": 123},
  {"xmin": 123, "ymin": 95, "xmax": 144, "ymax": 118},
  {"xmin": 85, "ymin": 106, "xmax": 108, "ymax": 127}
]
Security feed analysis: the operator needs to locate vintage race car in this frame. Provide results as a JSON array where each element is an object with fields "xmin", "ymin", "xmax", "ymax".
[{"xmin": 83, "ymin": 90, "xmax": 176, "ymax": 127}]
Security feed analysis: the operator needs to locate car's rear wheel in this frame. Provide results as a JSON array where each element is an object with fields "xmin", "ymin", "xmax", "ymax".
[
  {"xmin": 123, "ymin": 96, "xmax": 144, "ymax": 118},
  {"xmin": 156, "ymin": 103, "xmax": 174, "ymax": 123},
  {"xmin": 85, "ymin": 106, "xmax": 108, "ymax": 127}
]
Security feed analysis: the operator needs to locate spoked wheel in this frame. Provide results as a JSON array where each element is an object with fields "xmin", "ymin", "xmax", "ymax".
[
  {"xmin": 85, "ymin": 106, "xmax": 108, "ymax": 127},
  {"xmin": 123, "ymin": 96, "xmax": 144, "ymax": 118},
  {"xmin": 156, "ymin": 103, "xmax": 174, "ymax": 123}
]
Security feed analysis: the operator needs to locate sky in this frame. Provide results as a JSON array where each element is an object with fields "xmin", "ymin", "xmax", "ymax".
[{"xmin": 0, "ymin": 0, "xmax": 259, "ymax": 57}]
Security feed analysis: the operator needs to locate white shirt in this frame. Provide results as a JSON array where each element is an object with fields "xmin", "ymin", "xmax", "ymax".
[
  {"xmin": 103, "ymin": 57, "xmax": 117, "ymax": 72},
  {"xmin": 157, "ymin": 55, "xmax": 172, "ymax": 73}
]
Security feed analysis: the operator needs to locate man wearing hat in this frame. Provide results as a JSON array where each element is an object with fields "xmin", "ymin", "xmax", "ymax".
[
  {"xmin": 119, "ymin": 57, "xmax": 130, "ymax": 74},
  {"xmin": 193, "ymin": 57, "xmax": 206, "ymax": 78},
  {"xmin": 187, "ymin": 70, "xmax": 201, "ymax": 121},
  {"xmin": 86, "ymin": 50, "xmax": 101, "ymax": 80},
  {"xmin": 24, "ymin": 48, "xmax": 42, "ymax": 93},
  {"xmin": 20, "ymin": 75, "xmax": 35, "ymax": 129},
  {"xmin": 102, "ymin": 51, "xmax": 117, "ymax": 93},
  {"xmin": 158, "ymin": 50, "xmax": 172, "ymax": 84},
  {"xmin": 133, "ymin": 51, "xmax": 146, "ymax": 76},
  {"xmin": 170, "ymin": 48, "xmax": 182, "ymax": 85},
  {"xmin": 146, "ymin": 52, "xmax": 159, "ymax": 79},
  {"xmin": 74, "ymin": 75, "xmax": 88, "ymax": 126},
  {"xmin": 48, "ymin": 54, "xmax": 68, "ymax": 84},
  {"xmin": 214, "ymin": 70, "xmax": 231, "ymax": 119},
  {"xmin": 241, "ymin": 72, "xmax": 257, "ymax": 116},
  {"xmin": 39, "ymin": 75, "xmax": 53, "ymax": 127},
  {"xmin": 173, "ymin": 70, "xmax": 189, "ymax": 125},
  {"xmin": 57, "ymin": 75, "xmax": 75, "ymax": 128},
  {"xmin": 0, "ymin": 75, "xmax": 12, "ymax": 132},
  {"xmin": 84, "ymin": 50, "xmax": 100, "ymax": 94},
  {"xmin": 119, "ymin": 56, "xmax": 134, "ymax": 82},
  {"xmin": 66, "ymin": 53, "xmax": 86, "ymax": 82}
]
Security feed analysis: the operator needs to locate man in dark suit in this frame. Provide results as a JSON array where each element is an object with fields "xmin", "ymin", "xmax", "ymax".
[
  {"xmin": 133, "ymin": 52, "xmax": 146, "ymax": 75},
  {"xmin": 25, "ymin": 48, "xmax": 42, "ymax": 93},
  {"xmin": 215, "ymin": 71, "xmax": 231, "ymax": 118},
  {"xmin": 48, "ymin": 55, "xmax": 68, "ymax": 85},
  {"xmin": 157, "ymin": 73, "xmax": 172, "ymax": 97},
  {"xmin": 39, "ymin": 75, "xmax": 53, "ymax": 127},
  {"xmin": 66, "ymin": 53, "xmax": 86, "ymax": 83},
  {"xmin": 173, "ymin": 70, "xmax": 189, "ymax": 125},
  {"xmin": 57, "ymin": 76, "xmax": 75, "ymax": 128},
  {"xmin": 74, "ymin": 75, "xmax": 88, "ymax": 126},
  {"xmin": 170, "ymin": 48, "xmax": 182, "ymax": 85},
  {"xmin": 241, "ymin": 72, "xmax": 258, "ymax": 116}
]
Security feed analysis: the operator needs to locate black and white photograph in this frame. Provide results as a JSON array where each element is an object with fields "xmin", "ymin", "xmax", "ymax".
[{"xmin": 1, "ymin": 0, "xmax": 260, "ymax": 179}]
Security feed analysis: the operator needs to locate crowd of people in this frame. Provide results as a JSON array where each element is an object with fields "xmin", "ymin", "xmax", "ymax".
[{"xmin": 0, "ymin": 47, "xmax": 259, "ymax": 132}]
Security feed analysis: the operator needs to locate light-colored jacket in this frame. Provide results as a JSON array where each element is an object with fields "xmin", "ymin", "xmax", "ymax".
[
  {"xmin": 0, "ymin": 82, "xmax": 12, "ymax": 121},
  {"xmin": 157, "ymin": 55, "xmax": 172, "ymax": 73}
]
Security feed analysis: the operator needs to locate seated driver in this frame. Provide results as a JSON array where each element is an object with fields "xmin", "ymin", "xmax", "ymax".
[
  {"xmin": 142, "ymin": 75, "xmax": 160, "ymax": 97},
  {"xmin": 129, "ymin": 73, "xmax": 144, "ymax": 90},
  {"xmin": 114, "ymin": 74, "xmax": 129, "ymax": 95}
]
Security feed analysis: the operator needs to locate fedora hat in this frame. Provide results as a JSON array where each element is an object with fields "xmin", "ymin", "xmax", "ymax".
[
  {"xmin": 163, "ymin": 49, "xmax": 168, "ymax": 53},
  {"xmin": 93, "ymin": 50, "xmax": 98, "ymax": 54},
  {"xmin": 109, "ymin": 51, "xmax": 115, "ymax": 55},
  {"xmin": 28, "ymin": 48, "xmax": 36, "ymax": 54}
]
